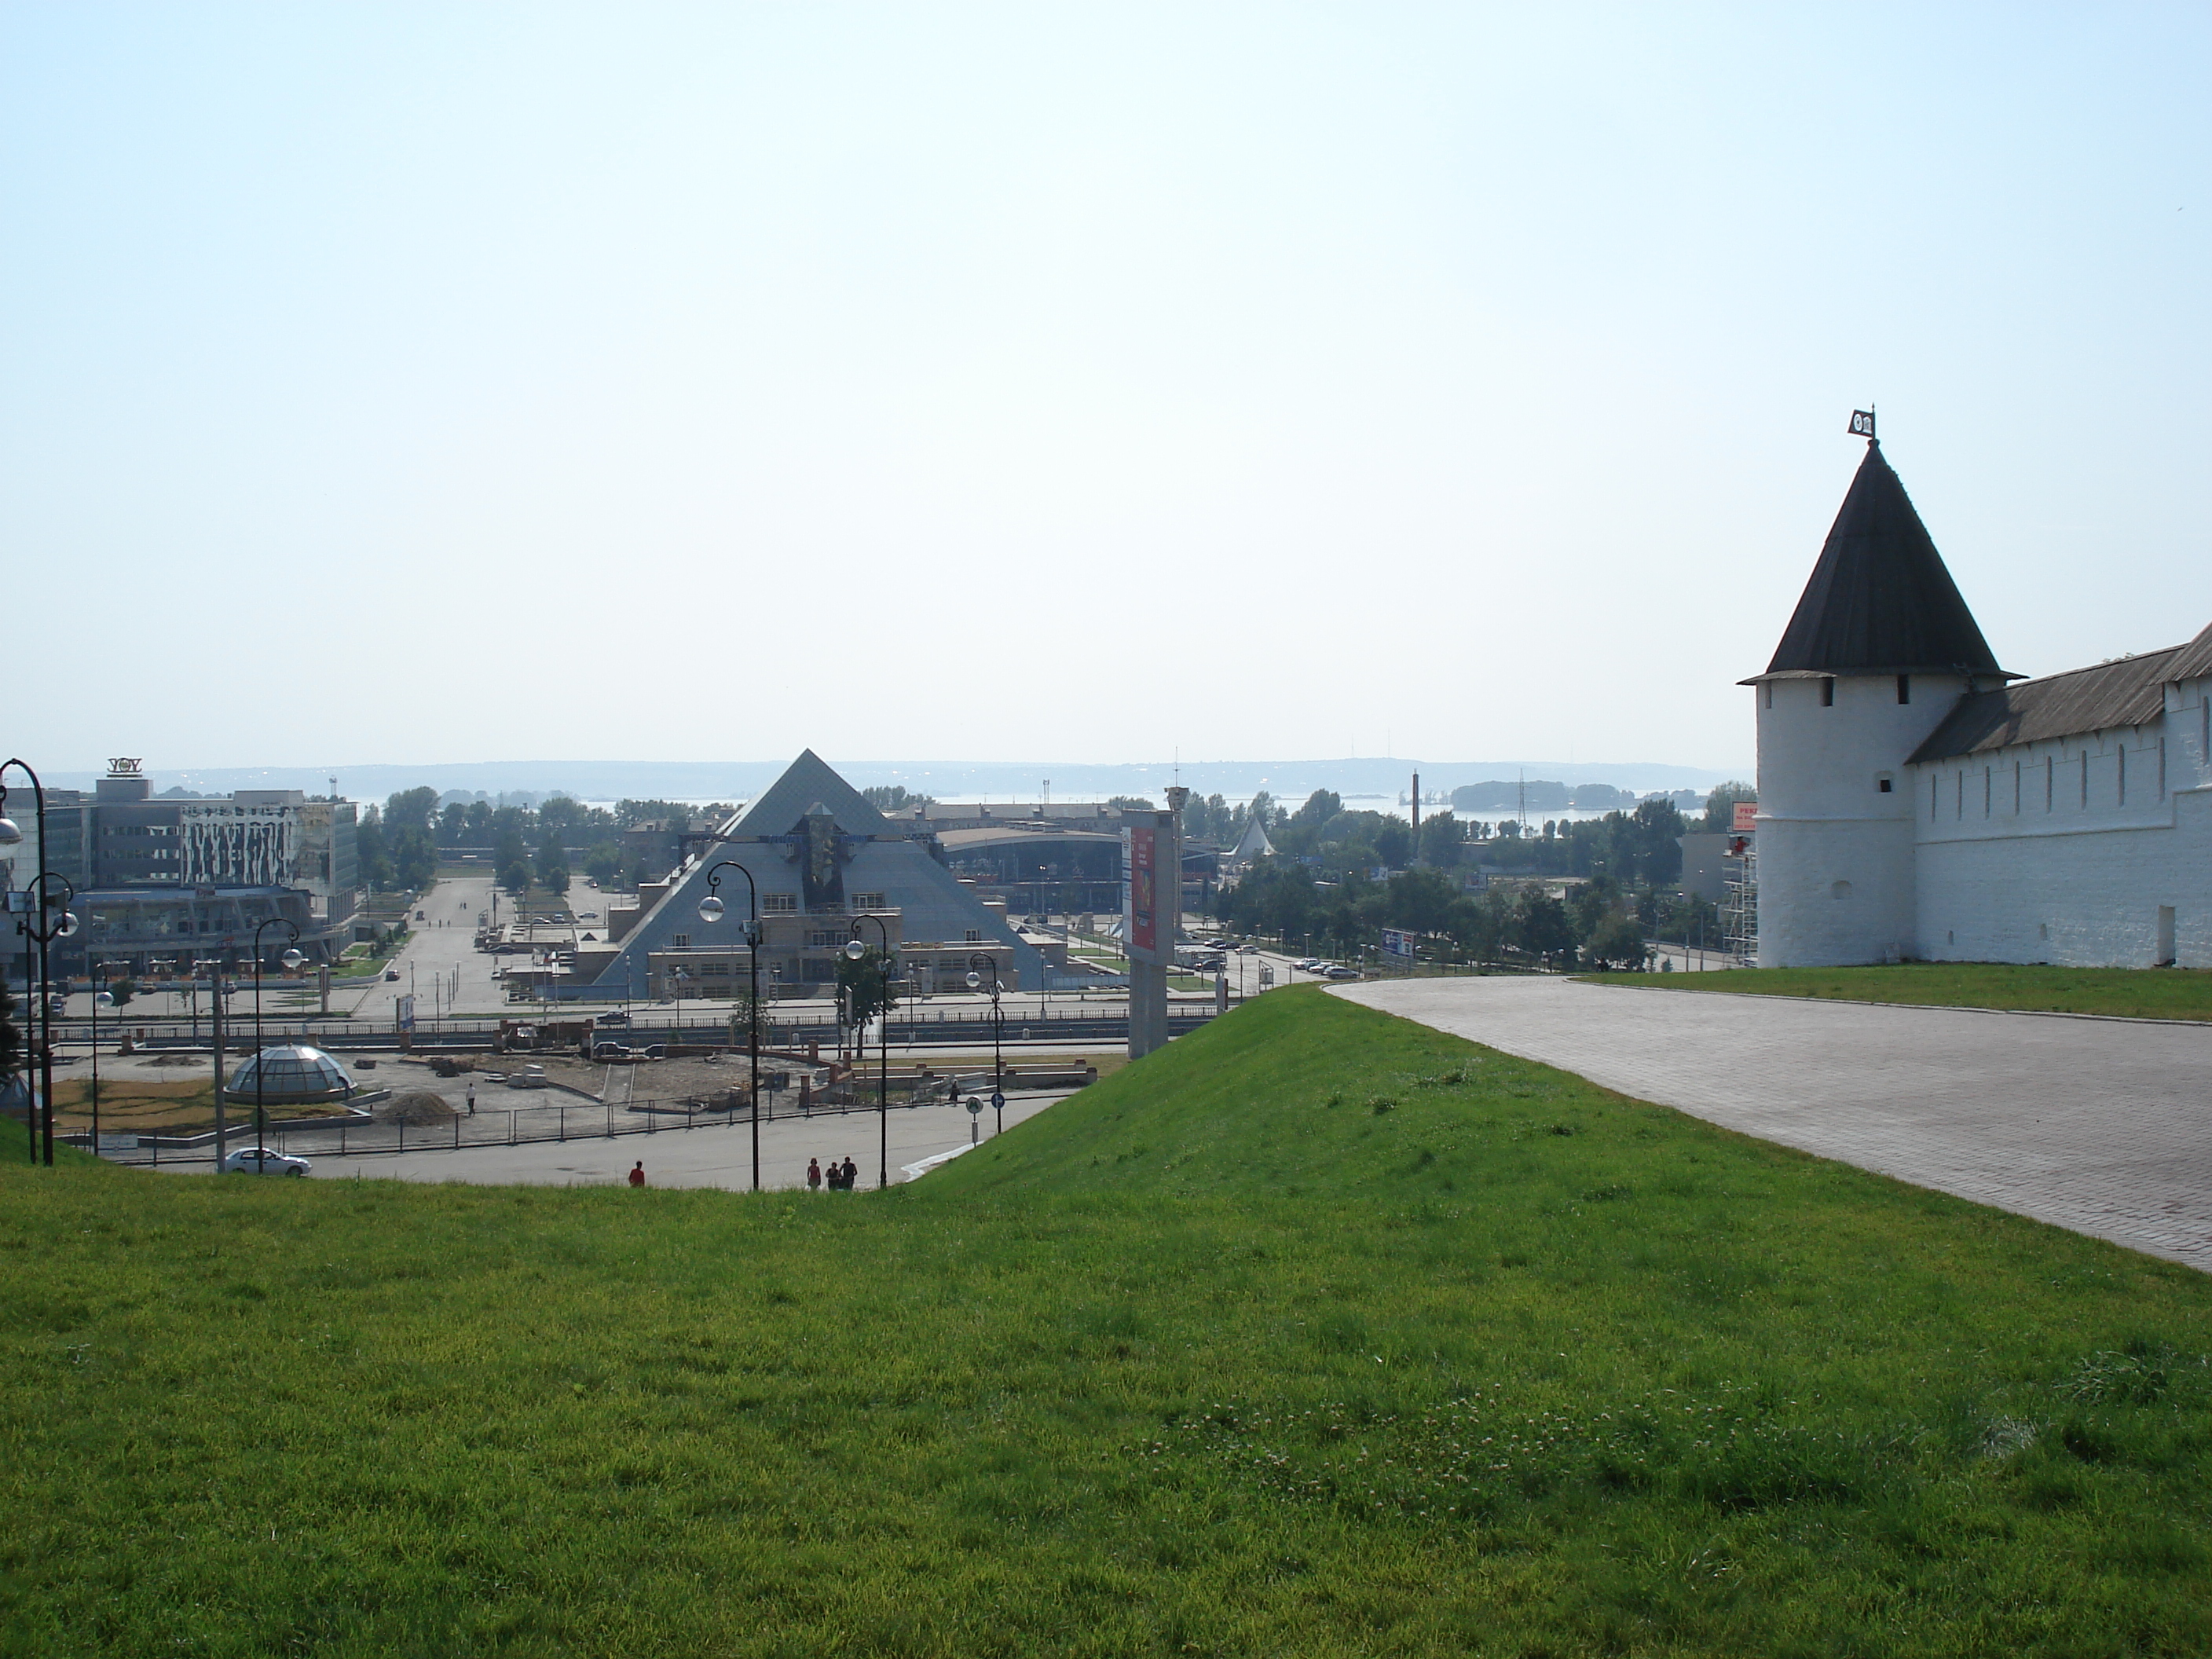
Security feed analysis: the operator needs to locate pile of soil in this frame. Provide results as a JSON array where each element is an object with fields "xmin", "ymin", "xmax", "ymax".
[{"xmin": 376, "ymin": 1090, "xmax": 458, "ymax": 1125}]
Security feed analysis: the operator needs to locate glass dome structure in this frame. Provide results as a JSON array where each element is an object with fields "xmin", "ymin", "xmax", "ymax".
[{"xmin": 222, "ymin": 1043, "xmax": 355, "ymax": 1104}]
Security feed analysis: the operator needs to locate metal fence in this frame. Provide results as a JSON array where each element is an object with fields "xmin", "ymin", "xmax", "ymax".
[{"xmin": 97, "ymin": 1086, "xmax": 963, "ymax": 1169}]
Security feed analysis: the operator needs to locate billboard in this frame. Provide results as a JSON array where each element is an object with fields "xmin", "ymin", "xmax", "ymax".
[
  {"xmin": 1126, "ymin": 826, "xmax": 1158, "ymax": 958},
  {"xmin": 1380, "ymin": 928, "xmax": 1416, "ymax": 960},
  {"xmin": 1731, "ymin": 800, "xmax": 1758, "ymax": 833}
]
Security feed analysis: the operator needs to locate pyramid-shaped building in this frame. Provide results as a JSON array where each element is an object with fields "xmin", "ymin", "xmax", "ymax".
[{"xmin": 578, "ymin": 751, "xmax": 1049, "ymax": 1000}]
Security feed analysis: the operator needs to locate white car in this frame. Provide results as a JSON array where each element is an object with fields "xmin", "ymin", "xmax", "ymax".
[{"xmin": 222, "ymin": 1147, "xmax": 311, "ymax": 1177}]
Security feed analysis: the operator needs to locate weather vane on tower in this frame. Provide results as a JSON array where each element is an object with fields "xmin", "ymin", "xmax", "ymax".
[{"xmin": 1848, "ymin": 407, "xmax": 1877, "ymax": 441}]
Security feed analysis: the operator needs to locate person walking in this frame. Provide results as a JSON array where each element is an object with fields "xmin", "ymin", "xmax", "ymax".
[
  {"xmin": 840, "ymin": 1155, "xmax": 859, "ymax": 1191},
  {"xmin": 807, "ymin": 1157, "xmax": 822, "ymax": 1192},
  {"xmin": 465, "ymin": 1081, "xmax": 476, "ymax": 1115},
  {"xmin": 628, "ymin": 1161, "xmax": 646, "ymax": 1188}
]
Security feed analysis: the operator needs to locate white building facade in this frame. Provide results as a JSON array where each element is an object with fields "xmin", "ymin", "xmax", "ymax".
[{"xmin": 1751, "ymin": 441, "xmax": 2211, "ymax": 970}]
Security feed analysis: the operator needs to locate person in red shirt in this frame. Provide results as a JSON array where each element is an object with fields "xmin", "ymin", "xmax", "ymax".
[
  {"xmin": 807, "ymin": 1157, "xmax": 822, "ymax": 1191},
  {"xmin": 628, "ymin": 1162, "xmax": 646, "ymax": 1188}
]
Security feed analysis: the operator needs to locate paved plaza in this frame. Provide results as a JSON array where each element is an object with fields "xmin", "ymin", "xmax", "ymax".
[{"xmin": 1336, "ymin": 976, "xmax": 2212, "ymax": 1274}]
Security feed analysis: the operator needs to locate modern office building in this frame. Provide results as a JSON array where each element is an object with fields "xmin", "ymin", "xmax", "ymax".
[{"xmin": 2, "ymin": 760, "xmax": 360, "ymax": 980}]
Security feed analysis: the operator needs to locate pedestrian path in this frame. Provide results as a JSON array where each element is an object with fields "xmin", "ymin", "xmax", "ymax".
[{"xmin": 1335, "ymin": 976, "xmax": 2212, "ymax": 1273}]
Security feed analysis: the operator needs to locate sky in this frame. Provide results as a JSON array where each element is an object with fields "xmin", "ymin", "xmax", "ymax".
[{"xmin": 5, "ymin": 3, "xmax": 2207, "ymax": 778}]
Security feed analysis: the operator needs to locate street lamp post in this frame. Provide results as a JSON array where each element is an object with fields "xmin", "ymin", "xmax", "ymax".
[
  {"xmin": 0, "ymin": 761, "xmax": 80, "ymax": 1167},
  {"xmin": 698, "ymin": 861, "xmax": 761, "ymax": 1191},
  {"xmin": 844, "ymin": 915, "xmax": 894, "ymax": 1189},
  {"xmin": 251, "ymin": 917, "xmax": 304, "ymax": 1171},
  {"xmin": 965, "ymin": 953, "xmax": 1005, "ymax": 1137}
]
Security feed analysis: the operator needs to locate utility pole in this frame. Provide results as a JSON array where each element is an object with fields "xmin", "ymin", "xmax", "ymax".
[{"xmin": 1411, "ymin": 771, "xmax": 1420, "ymax": 868}]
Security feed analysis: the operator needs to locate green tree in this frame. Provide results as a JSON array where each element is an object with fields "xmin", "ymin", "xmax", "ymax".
[
  {"xmin": 1508, "ymin": 888, "xmax": 1576, "ymax": 967},
  {"xmin": 1701, "ymin": 781, "xmax": 1756, "ymax": 832},
  {"xmin": 836, "ymin": 947, "xmax": 893, "ymax": 1027},
  {"xmin": 583, "ymin": 840, "xmax": 626, "ymax": 887},
  {"xmin": 383, "ymin": 786, "xmax": 440, "ymax": 836},
  {"xmin": 1382, "ymin": 867, "xmax": 1459, "ymax": 934},
  {"xmin": 438, "ymin": 802, "xmax": 467, "ymax": 844},
  {"xmin": 536, "ymin": 832, "xmax": 570, "ymax": 893},
  {"xmin": 1417, "ymin": 811, "xmax": 1466, "ymax": 868},
  {"xmin": 1107, "ymin": 795, "xmax": 1155, "ymax": 811},
  {"xmin": 499, "ymin": 859, "xmax": 533, "ymax": 897},
  {"xmin": 1584, "ymin": 912, "xmax": 1649, "ymax": 970}
]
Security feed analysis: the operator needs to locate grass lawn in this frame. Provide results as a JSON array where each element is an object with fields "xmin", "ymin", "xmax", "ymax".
[
  {"xmin": 5, "ymin": 989, "xmax": 2212, "ymax": 1655},
  {"xmin": 1597, "ymin": 962, "xmax": 2212, "ymax": 1022}
]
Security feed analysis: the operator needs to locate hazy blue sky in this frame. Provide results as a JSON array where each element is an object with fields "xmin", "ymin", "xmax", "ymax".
[{"xmin": 5, "ymin": 4, "xmax": 2206, "ymax": 775}]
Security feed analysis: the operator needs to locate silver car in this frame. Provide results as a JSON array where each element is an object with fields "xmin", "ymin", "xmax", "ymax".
[{"xmin": 221, "ymin": 1147, "xmax": 311, "ymax": 1177}]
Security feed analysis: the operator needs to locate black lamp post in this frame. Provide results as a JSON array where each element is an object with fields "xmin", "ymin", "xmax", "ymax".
[
  {"xmin": 698, "ymin": 860, "xmax": 761, "ymax": 1191},
  {"xmin": 250, "ymin": 917, "xmax": 304, "ymax": 1171},
  {"xmin": 0, "ymin": 761, "xmax": 79, "ymax": 1167},
  {"xmin": 964, "ymin": 952, "xmax": 1005, "ymax": 1137},
  {"xmin": 844, "ymin": 914, "xmax": 893, "ymax": 1189}
]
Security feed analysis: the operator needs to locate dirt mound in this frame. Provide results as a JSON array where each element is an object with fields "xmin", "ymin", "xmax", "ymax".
[{"xmin": 376, "ymin": 1090, "xmax": 458, "ymax": 1125}]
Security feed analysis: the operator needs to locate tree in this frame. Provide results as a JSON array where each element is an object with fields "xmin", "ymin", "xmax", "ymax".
[
  {"xmin": 1382, "ymin": 868, "xmax": 1459, "ymax": 934},
  {"xmin": 1417, "ymin": 811, "xmax": 1467, "ymax": 868},
  {"xmin": 438, "ymin": 802, "xmax": 468, "ymax": 844},
  {"xmin": 1701, "ymin": 781, "xmax": 1756, "ymax": 832},
  {"xmin": 584, "ymin": 840, "xmax": 627, "ymax": 887},
  {"xmin": 836, "ymin": 946, "xmax": 893, "ymax": 1027},
  {"xmin": 384, "ymin": 786, "xmax": 440, "ymax": 836},
  {"xmin": 1583, "ymin": 912, "xmax": 1648, "ymax": 971},
  {"xmin": 1107, "ymin": 795, "xmax": 1155, "ymax": 811},
  {"xmin": 499, "ymin": 859, "xmax": 533, "ymax": 897},
  {"xmin": 535, "ymin": 831, "xmax": 570, "ymax": 893},
  {"xmin": 1372, "ymin": 817, "xmax": 1412, "ymax": 870},
  {"xmin": 1508, "ymin": 888, "xmax": 1576, "ymax": 967}
]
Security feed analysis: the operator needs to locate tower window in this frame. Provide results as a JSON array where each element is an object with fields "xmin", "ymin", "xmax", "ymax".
[
  {"xmin": 1820, "ymin": 678, "xmax": 1835, "ymax": 707},
  {"xmin": 1896, "ymin": 675, "xmax": 1910, "ymax": 705},
  {"xmin": 1877, "ymin": 776, "xmax": 1893, "ymax": 793}
]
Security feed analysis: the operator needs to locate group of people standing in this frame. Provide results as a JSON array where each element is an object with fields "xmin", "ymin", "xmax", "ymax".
[{"xmin": 807, "ymin": 1155, "xmax": 862, "ymax": 1192}]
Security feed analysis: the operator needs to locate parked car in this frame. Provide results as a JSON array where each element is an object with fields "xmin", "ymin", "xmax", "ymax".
[
  {"xmin": 1324, "ymin": 965, "xmax": 1361, "ymax": 980},
  {"xmin": 222, "ymin": 1147, "xmax": 311, "ymax": 1177},
  {"xmin": 596, "ymin": 1011, "xmax": 632, "ymax": 1027}
]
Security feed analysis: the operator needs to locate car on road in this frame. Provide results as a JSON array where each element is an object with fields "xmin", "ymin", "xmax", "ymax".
[
  {"xmin": 595, "ymin": 1011, "xmax": 632, "ymax": 1026},
  {"xmin": 222, "ymin": 1147, "xmax": 311, "ymax": 1176},
  {"xmin": 383, "ymin": 969, "xmax": 401, "ymax": 981},
  {"xmin": 1324, "ymin": 965, "xmax": 1361, "ymax": 980}
]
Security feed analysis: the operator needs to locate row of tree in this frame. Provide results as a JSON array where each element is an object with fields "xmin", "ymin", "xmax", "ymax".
[{"xmin": 357, "ymin": 789, "xmax": 737, "ymax": 896}]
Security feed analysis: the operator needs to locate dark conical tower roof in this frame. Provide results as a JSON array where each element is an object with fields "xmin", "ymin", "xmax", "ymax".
[{"xmin": 1760, "ymin": 442, "xmax": 2010, "ymax": 679}]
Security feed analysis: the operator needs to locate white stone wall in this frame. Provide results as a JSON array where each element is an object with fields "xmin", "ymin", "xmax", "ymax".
[
  {"xmin": 1909, "ymin": 680, "xmax": 2212, "ymax": 968},
  {"xmin": 1754, "ymin": 672, "xmax": 1965, "ymax": 967}
]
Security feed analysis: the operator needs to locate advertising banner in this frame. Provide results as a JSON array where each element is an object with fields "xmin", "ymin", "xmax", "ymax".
[
  {"xmin": 1731, "ymin": 800, "xmax": 1759, "ymax": 833},
  {"xmin": 396, "ymin": 993, "xmax": 416, "ymax": 1031},
  {"xmin": 1126, "ymin": 826, "xmax": 1157, "ymax": 958},
  {"xmin": 1380, "ymin": 928, "xmax": 1415, "ymax": 960}
]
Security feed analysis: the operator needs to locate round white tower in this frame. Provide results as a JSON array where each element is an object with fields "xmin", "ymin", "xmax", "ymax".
[{"xmin": 1747, "ymin": 439, "xmax": 2012, "ymax": 967}]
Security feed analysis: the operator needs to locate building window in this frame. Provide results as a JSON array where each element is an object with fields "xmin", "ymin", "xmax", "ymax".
[
  {"xmin": 965, "ymin": 930, "xmax": 981, "ymax": 943},
  {"xmin": 1896, "ymin": 675, "xmax": 1910, "ymax": 705},
  {"xmin": 1877, "ymin": 777, "xmax": 1892, "ymax": 793},
  {"xmin": 1955, "ymin": 770, "xmax": 1963, "ymax": 819},
  {"xmin": 849, "ymin": 893, "xmax": 884, "ymax": 912},
  {"xmin": 762, "ymin": 893, "xmax": 797, "ymax": 914},
  {"xmin": 1763, "ymin": 683, "xmax": 1773, "ymax": 709},
  {"xmin": 1820, "ymin": 678, "xmax": 1835, "ymax": 707},
  {"xmin": 1983, "ymin": 766, "xmax": 1991, "ymax": 817},
  {"xmin": 672, "ymin": 932, "xmax": 690, "ymax": 947},
  {"xmin": 2118, "ymin": 742, "xmax": 2126, "ymax": 805},
  {"xmin": 2045, "ymin": 754, "xmax": 2053, "ymax": 811}
]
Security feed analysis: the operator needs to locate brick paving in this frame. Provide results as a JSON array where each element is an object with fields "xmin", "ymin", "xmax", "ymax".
[{"xmin": 1336, "ymin": 977, "xmax": 2212, "ymax": 1273}]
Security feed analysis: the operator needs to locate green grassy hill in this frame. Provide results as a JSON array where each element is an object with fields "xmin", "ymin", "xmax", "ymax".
[{"xmin": 4, "ymin": 990, "xmax": 2210, "ymax": 1656}]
